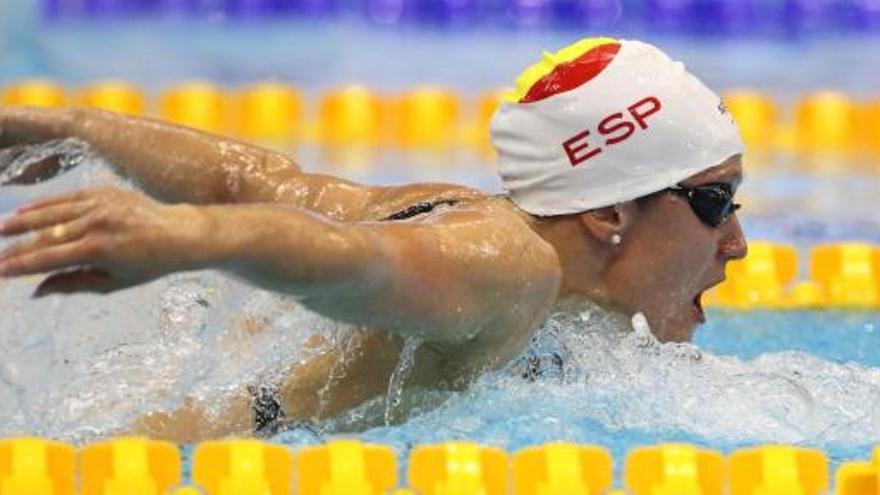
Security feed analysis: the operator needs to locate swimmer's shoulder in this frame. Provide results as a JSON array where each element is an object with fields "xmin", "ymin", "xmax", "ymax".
[
  {"xmin": 368, "ymin": 183, "xmax": 558, "ymax": 270},
  {"xmin": 370, "ymin": 184, "xmax": 562, "ymax": 359}
]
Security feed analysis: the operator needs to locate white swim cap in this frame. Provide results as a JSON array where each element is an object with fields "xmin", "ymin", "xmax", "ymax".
[{"xmin": 491, "ymin": 37, "xmax": 745, "ymax": 216}]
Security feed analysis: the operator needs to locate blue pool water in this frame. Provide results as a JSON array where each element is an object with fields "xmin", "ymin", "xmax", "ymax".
[{"xmin": 2, "ymin": 0, "xmax": 880, "ymax": 483}]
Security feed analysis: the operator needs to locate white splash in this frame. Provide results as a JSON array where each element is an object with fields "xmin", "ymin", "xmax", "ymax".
[
  {"xmin": 384, "ymin": 337, "xmax": 421, "ymax": 426},
  {"xmin": 351, "ymin": 301, "xmax": 880, "ymax": 452}
]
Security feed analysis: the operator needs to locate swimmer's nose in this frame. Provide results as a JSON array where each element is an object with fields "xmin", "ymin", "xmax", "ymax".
[{"xmin": 718, "ymin": 214, "xmax": 748, "ymax": 261}]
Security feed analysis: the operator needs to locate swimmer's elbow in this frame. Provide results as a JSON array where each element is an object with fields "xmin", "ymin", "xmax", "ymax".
[
  {"xmin": 278, "ymin": 223, "xmax": 393, "ymax": 298},
  {"xmin": 296, "ymin": 239, "xmax": 482, "ymax": 343},
  {"xmin": 293, "ymin": 218, "xmax": 560, "ymax": 345},
  {"xmin": 366, "ymin": 238, "xmax": 559, "ymax": 344}
]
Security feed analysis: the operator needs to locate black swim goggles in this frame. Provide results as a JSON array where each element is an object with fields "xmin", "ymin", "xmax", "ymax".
[{"xmin": 665, "ymin": 182, "xmax": 741, "ymax": 228}]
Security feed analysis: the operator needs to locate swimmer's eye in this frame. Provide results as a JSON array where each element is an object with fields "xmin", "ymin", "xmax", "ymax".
[{"xmin": 666, "ymin": 183, "xmax": 740, "ymax": 228}]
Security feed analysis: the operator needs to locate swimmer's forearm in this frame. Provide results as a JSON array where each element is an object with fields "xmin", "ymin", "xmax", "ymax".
[
  {"xmin": 4, "ymin": 106, "xmax": 378, "ymax": 218},
  {"xmin": 190, "ymin": 204, "xmax": 389, "ymax": 299},
  {"xmin": 63, "ymin": 107, "xmax": 300, "ymax": 203}
]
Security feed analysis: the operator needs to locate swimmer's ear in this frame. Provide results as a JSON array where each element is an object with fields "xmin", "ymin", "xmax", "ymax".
[
  {"xmin": 33, "ymin": 268, "xmax": 121, "ymax": 297},
  {"xmin": 575, "ymin": 202, "xmax": 639, "ymax": 244}
]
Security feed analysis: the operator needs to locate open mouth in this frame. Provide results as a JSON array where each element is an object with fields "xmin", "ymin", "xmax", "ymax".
[
  {"xmin": 691, "ymin": 277, "xmax": 724, "ymax": 324},
  {"xmin": 691, "ymin": 292, "xmax": 706, "ymax": 323}
]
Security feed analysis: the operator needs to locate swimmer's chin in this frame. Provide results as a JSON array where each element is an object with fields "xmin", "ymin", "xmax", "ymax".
[
  {"xmin": 550, "ymin": 297, "xmax": 702, "ymax": 343},
  {"xmin": 658, "ymin": 319, "xmax": 700, "ymax": 343}
]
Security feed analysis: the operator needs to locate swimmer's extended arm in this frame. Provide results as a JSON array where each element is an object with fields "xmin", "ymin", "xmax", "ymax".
[
  {"xmin": 0, "ymin": 187, "xmax": 560, "ymax": 345},
  {"xmin": 202, "ymin": 202, "xmax": 562, "ymax": 344},
  {"xmin": 172, "ymin": 199, "xmax": 561, "ymax": 344},
  {"xmin": 0, "ymin": 106, "xmax": 375, "ymax": 218}
]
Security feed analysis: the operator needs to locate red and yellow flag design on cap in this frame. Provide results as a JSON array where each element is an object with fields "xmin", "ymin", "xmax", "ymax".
[{"xmin": 506, "ymin": 37, "xmax": 621, "ymax": 104}]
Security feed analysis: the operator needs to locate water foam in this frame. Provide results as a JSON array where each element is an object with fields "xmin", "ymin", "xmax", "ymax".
[{"xmin": 343, "ymin": 302, "xmax": 880, "ymax": 470}]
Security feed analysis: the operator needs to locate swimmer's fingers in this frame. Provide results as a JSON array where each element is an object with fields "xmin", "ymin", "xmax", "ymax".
[
  {"xmin": 0, "ymin": 201, "xmax": 93, "ymax": 236},
  {"xmin": 34, "ymin": 268, "xmax": 122, "ymax": 297},
  {"xmin": 0, "ymin": 218, "xmax": 91, "ymax": 261},
  {"xmin": 0, "ymin": 239, "xmax": 99, "ymax": 278},
  {"xmin": 13, "ymin": 189, "xmax": 93, "ymax": 214}
]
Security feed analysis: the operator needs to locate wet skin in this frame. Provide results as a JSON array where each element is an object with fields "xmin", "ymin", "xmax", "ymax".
[
  {"xmin": 569, "ymin": 158, "xmax": 747, "ymax": 343},
  {"xmin": 0, "ymin": 107, "xmax": 746, "ymax": 440}
]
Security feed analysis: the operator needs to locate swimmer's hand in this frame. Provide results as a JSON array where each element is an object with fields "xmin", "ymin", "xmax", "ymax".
[
  {"xmin": 0, "ymin": 186, "xmax": 208, "ymax": 296},
  {"xmin": 0, "ymin": 107, "xmax": 81, "ymax": 186}
]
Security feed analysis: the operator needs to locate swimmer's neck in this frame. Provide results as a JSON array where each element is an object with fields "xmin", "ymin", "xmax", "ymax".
[{"xmin": 527, "ymin": 212, "xmax": 615, "ymax": 303}]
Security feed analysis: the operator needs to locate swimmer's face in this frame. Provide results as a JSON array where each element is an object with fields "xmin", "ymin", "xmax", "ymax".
[{"xmin": 601, "ymin": 155, "xmax": 747, "ymax": 342}]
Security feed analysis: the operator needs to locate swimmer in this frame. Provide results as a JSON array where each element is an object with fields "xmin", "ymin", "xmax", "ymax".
[{"xmin": 0, "ymin": 38, "xmax": 747, "ymax": 440}]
